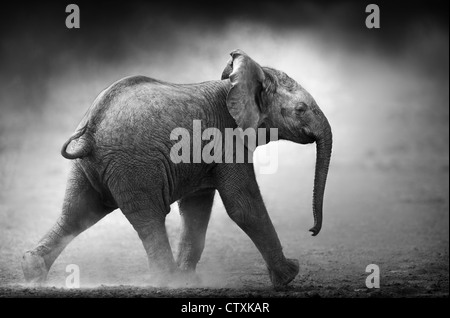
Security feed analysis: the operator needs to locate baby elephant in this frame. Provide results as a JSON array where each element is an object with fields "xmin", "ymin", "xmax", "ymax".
[{"xmin": 22, "ymin": 49, "xmax": 332, "ymax": 288}]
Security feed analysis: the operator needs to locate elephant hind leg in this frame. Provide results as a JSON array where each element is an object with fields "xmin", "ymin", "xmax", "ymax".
[
  {"xmin": 176, "ymin": 189, "xmax": 215, "ymax": 272},
  {"xmin": 22, "ymin": 163, "xmax": 113, "ymax": 285},
  {"xmin": 117, "ymin": 193, "xmax": 177, "ymax": 284}
]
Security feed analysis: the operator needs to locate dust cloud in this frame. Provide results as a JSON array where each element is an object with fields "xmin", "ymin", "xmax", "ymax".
[{"xmin": 0, "ymin": 1, "xmax": 448, "ymax": 294}]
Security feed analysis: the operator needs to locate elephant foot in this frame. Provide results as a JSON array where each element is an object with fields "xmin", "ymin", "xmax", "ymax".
[
  {"xmin": 21, "ymin": 251, "xmax": 48, "ymax": 285},
  {"xmin": 268, "ymin": 258, "xmax": 299, "ymax": 289}
]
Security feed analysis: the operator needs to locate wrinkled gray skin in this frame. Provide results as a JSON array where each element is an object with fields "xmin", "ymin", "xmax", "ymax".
[{"xmin": 22, "ymin": 50, "xmax": 332, "ymax": 288}]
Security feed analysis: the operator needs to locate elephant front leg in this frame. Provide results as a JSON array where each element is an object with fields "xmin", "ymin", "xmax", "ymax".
[
  {"xmin": 216, "ymin": 164, "xmax": 299, "ymax": 288},
  {"xmin": 176, "ymin": 189, "xmax": 215, "ymax": 272}
]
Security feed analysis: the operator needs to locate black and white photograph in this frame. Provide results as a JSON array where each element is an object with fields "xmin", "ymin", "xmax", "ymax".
[{"xmin": 0, "ymin": 0, "xmax": 448, "ymax": 303}]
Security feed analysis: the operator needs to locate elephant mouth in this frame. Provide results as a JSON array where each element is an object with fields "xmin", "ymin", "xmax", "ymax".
[{"xmin": 299, "ymin": 129, "xmax": 316, "ymax": 144}]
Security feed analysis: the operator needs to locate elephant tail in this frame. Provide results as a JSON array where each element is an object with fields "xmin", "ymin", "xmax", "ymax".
[{"xmin": 61, "ymin": 123, "xmax": 92, "ymax": 159}]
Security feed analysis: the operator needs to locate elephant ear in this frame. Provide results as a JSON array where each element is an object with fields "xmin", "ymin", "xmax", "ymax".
[
  {"xmin": 221, "ymin": 49, "xmax": 265, "ymax": 130},
  {"xmin": 221, "ymin": 56, "xmax": 233, "ymax": 80}
]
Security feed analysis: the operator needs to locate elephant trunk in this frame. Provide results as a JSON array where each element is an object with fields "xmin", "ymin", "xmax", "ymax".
[{"xmin": 309, "ymin": 119, "xmax": 332, "ymax": 236}]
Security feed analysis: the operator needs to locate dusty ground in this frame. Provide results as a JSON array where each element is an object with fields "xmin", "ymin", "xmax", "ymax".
[
  {"xmin": 0, "ymin": 129, "xmax": 448, "ymax": 297},
  {"xmin": 0, "ymin": 7, "xmax": 448, "ymax": 297}
]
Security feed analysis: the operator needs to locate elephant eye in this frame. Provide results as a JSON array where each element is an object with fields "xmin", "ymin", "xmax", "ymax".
[{"xmin": 295, "ymin": 102, "xmax": 308, "ymax": 114}]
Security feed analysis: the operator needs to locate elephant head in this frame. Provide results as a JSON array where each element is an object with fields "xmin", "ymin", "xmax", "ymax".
[{"xmin": 221, "ymin": 49, "xmax": 332, "ymax": 236}]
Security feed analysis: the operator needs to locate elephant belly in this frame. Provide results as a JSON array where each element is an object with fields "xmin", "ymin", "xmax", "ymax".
[
  {"xmin": 88, "ymin": 147, "xmax": 216, "ymax": 210},
  {"xmin": 168, "ymin": 162, "xmax": 217, "ymax": 203}
]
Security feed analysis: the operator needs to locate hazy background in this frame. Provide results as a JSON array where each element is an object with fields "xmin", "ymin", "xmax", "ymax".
[{"xmin": 0, "ymin": 0, "xmax": 448, "ymax": 296}]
